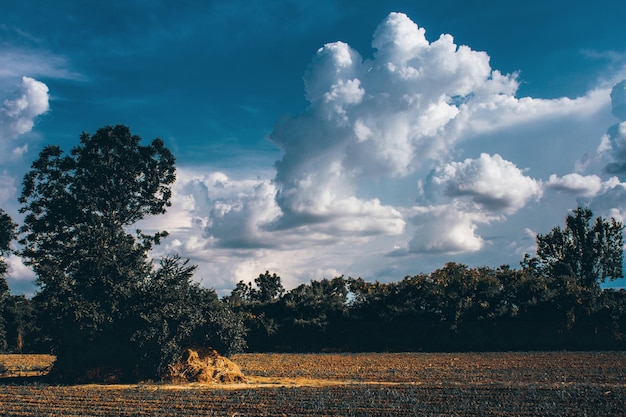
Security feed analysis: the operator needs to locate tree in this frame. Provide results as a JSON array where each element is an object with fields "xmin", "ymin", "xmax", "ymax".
[
  {"xmin": 1, "ymin": 295, "xmax": 38, "ymax": 353},
  {"xmin": 252, "ymin": 271, "xmax": 285, "ymax": 303},
  {"xmin": 0, "ymin": 209, "xmax": 16, "ymax": 351},
  {"xmin": 18, "ymin": 125, "xmax": 176, "ymax": 380},
  {"xmin": 130, "ymin": 255, "xmax": 246, "ymax": 379},
  {"xmin": 522, "ymin": 207, "xmax": 624, "ymax": 335},
  {"xmin": 533, "ymin": 207, "xmax": 623, "ymax": 291}
]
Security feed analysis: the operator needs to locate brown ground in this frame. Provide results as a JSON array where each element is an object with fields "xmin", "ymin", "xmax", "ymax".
[
  {"xmin": 0, "ymin": 352, "xmax": 624, "ymax": 416},
  {"xmin": 0, "ymin": 353, "xmax": 54, "ymax": 377}
]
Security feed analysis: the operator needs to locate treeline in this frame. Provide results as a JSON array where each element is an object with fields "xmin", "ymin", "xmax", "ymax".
[
  {"xmin": 224, "ymin": 266, "xmax": 626, "ymax": 353},
  {"xmin": 4, "ymin": 262, "xmax": 626, "ymax": 356},
  {"xmin": 224, "ymin": 207, "xmax": 626, "ymax": 352}
]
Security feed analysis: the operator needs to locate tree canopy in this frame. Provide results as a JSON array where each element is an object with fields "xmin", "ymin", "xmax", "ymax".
[
  {"xmin": 530, "ymin": 207, "xmax": 623, "ymax": 290},
  {"xmin": 17, "ymin": 125, "xmax": 245, "ymax": 381},
  {"xmin": 225, "ymin": 208, "xmax": 625, "ymax": 352}
]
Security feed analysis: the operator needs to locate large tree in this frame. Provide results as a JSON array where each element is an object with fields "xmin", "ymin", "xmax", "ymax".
[
  {"xmin": 18, "ymin": 125, "xmax": 176, "ymax": 379},
  {"xmin": 532, "ymin": 207, "xmax": 623, "ymax": 291}
]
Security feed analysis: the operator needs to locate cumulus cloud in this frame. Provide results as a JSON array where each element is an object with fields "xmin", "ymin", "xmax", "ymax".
[
  {"xmin": 584, "ymin": 180, "xmax": 626, "ymax": 223},
  {"xmin": 546, "ymin": 173, "xmax": 605, "ymax": 197},
  {"xmin": 405, "ymin": 154, "xmax": 540, "ymax": 256},
  {"xmin": 169, "ymin": 12, "xmax": 619, "ymax": 265},
  {"xmin": 142, "ymin": 13, "xmax": 626, "ymax": 291},
  {"xmin": 430, "ymin": 153, "xmax": 542, "ymax": 213},
  {"xmin": 406, "ymin": 205, "xmax": 494, "ymax": 254},
  {"xmin": 551, "ymin": 79, "xmax": 626, "ymax": 227},
  {"xmin": 0, "ymin": 76, "xmax": 49, "ymax": 160},
  {"xmin": 268, "ymin": 12, "xmax": 527, "ymax": 238},
  {"xmin": 596, "ymin": 79, "xmax": 626, "ymax": 176}
]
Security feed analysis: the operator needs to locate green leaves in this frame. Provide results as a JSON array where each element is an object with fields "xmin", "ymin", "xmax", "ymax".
[
  {"xmin": 17, "ymin": 125, "xmax": 245, "ymax": 381},
  {"xmin": 534, "ymin": 207, "xmax": 624, "ymax": 290},
  {"xmin": 17, "ymin": 125, "xmax": 178, "ymax": 380}
]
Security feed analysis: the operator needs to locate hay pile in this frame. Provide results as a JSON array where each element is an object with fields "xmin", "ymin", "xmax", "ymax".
[{"xmin": 165, "ymin": 349, "xmax": 247, "ymax": 384}]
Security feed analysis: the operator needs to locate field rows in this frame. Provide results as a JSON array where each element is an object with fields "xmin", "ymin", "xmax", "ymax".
[
  {"xmin": 233, "ymin": 351, "xmax": 626, "ymax": 384},
  {"xmin": 1, "ymin": 352, "xmax": 625, "ymax": 416},
  {"xmin": 1, "ymin": 383, "xmax": 624, "ymax": 416}
]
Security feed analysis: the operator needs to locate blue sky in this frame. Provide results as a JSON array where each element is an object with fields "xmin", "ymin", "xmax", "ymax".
[{"xmin": 2, "ymin": 0, "xmax": 626, "ymax": 295}]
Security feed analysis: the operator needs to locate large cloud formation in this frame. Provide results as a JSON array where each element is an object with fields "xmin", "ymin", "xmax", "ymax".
[
  {"xmin": 158, "ymin": 12, "xmax": 622, "ymax": 289},
  {"xmin": 267, "ymin": 13, "xmax": 522, "ymax": 236}
]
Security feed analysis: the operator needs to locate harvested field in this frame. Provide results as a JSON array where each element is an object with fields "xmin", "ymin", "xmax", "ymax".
[
  {"xmin": 233, "ymin": 351, "xmax": 626, "ymax": 384},
  {"xmin": 0, "ymin": 352, "xmax": 625, "ymax": 416}
]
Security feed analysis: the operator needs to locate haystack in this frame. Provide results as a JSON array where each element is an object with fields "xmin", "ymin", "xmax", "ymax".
[{"xmin": 165, "ymin": 348, "xmax": 246, "ymax": 384}]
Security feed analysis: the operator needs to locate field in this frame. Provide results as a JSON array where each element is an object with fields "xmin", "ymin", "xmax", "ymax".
[{"xmin": 1, "ymin": 352, "xmax": 625, "ymax": 416}]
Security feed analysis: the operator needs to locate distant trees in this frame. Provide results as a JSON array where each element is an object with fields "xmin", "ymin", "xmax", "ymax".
[
  {"xmin": 530, "ymin": 207, "xmax": 623, "ymax": 291},
  {"xmin": 226, "ymin": 208, "xmax": 625, "ymax": 352},
  {"xmin": 523, "ymin": 208, "xmax": 624, "ymax": 331}
]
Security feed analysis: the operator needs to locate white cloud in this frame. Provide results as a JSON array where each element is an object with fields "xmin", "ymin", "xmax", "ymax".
[
  {"xmin": 0, "ymin": 76, "xmax": 49, "ymax": 161},
  {"xmin": 431, "ymin": 153, "xmax": 542, "ymax": 213},
  {"xmin": 582, "ymin": 179, "xmax": 626, "ymax": 223},
  {"xmin": 129, "ymin": 15, "xmax": 626, "ymax": 292},
  {"xmin": 1, "ymin": 77, "xmax": 49, "ymax": 136},
  {"xmin": 603, "ymin": 122, "xmax": 626, "ymax": 175},
  {"xmin": 546, "ymin": 173, "xmax": 604, "ymax": 197},
  {"xmin": 5, "ymin": 254, "xmax": 37, "ymax": 296},
  {"xmin": 407, "ymin": 205, "xmax": 493, "ymax": 254},
  {"xmin": 268, "ymin": 12, "xmax": 529, "ymax": 239},
  {"xmin": 465, "ymin": 89, "xmax": 609, "ymax": 137},
  {"xmin": 583, "ymin": 79, "xmax": 626, "ymax": 176},
  {"xmin": 0, "ymin": 49, "xmax": 80, "ymax": 82}
]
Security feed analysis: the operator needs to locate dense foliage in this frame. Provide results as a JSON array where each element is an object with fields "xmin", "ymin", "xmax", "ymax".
[
  {"xmin": 0, "ymin": 210, "xmax": 17, "ymax": 351},
  {"xmin": 227, "ymin": 210, "xmax": 626, "ymax": 352},
  {"xmin": 9, "ymin": 125, "xmax": 246, "ymax": 381}
]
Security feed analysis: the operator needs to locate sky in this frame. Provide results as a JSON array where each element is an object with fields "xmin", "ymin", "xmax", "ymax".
[{"xmin": 3, "ymin": 0, "xmax": 626, "ymax": 295}]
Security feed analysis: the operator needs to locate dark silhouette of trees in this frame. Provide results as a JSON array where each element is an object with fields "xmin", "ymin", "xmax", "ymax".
[
  {"xmin": 17, "ymin": 125, "xmax": 245, "ymax": 381},
  {"xmin": 129, "ymin": 255, "xmax": 246, "ymax": 378},
  {"xmin": 1, "ymin": 295, "xmax": 39, "ymax": 352},
  {"xmin": 0, "ymin": 209, "xmax": 16, "ymax": 351},
  {"xmin": 531, "ymin": 207, "xmax": 623, "ymax": 291},
  {"xmin": 227, "ymin": 209, "xmax": 625, "ymax": 352}
]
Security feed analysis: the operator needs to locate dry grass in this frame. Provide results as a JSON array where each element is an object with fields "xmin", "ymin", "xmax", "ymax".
[
  {"xmin": 0, "ymin": 352, "xmax": 625, "ymax": 416},
  {"xmin": 0, "ymin": 354, "xmax": 55, "ymax": 377}
]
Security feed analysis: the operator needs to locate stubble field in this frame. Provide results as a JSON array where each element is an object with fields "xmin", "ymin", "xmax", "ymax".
[{"xmin": 0, "ymin": 351, "xmax": 625, "ymax": 416}]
